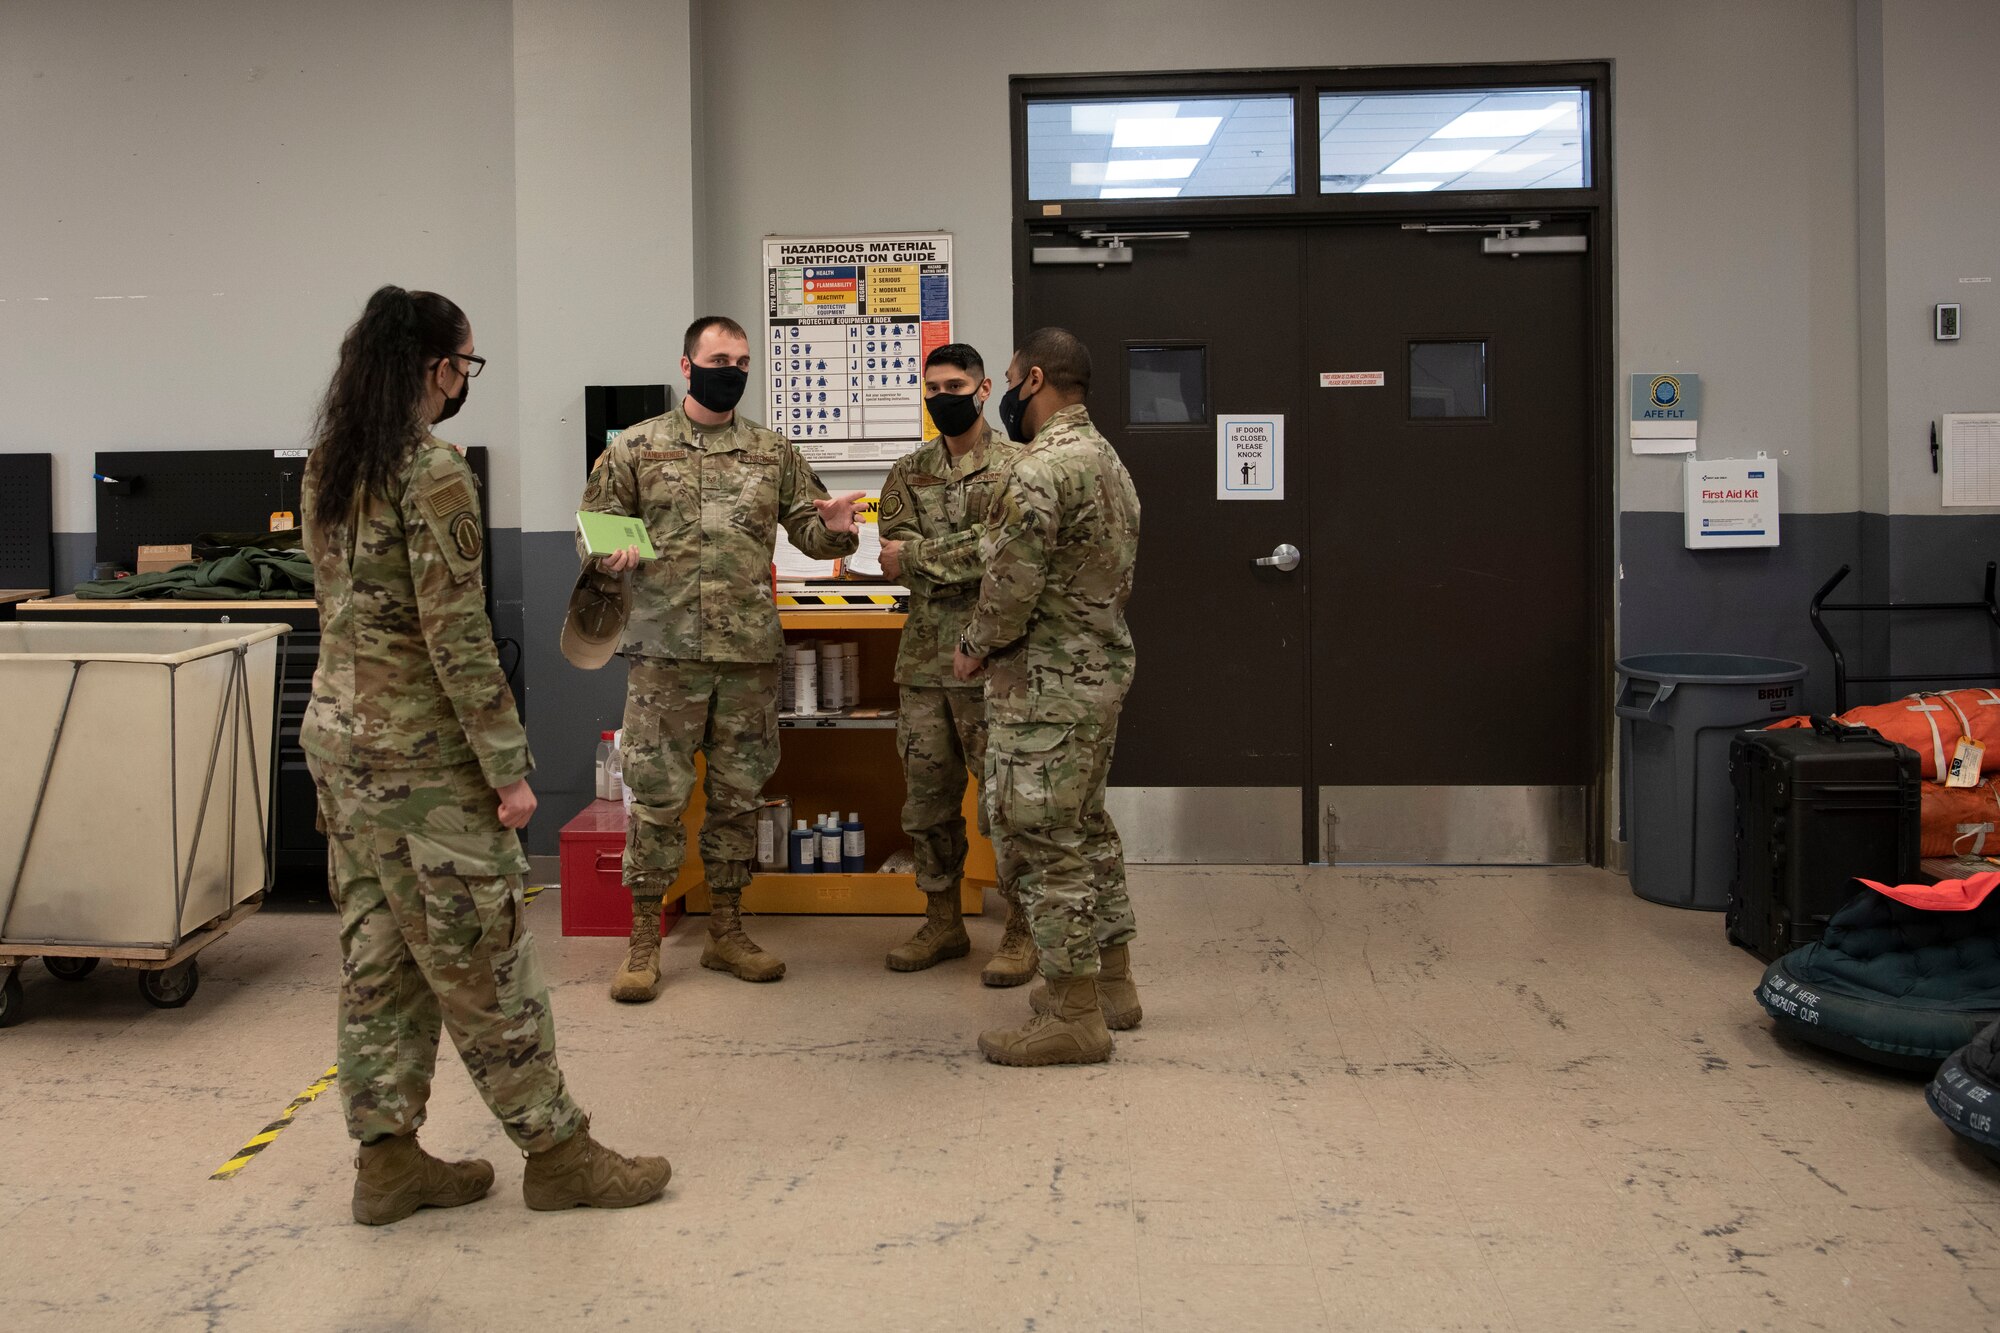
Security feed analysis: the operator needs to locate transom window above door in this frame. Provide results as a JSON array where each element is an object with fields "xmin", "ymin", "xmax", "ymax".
[
  {"xmin": 1319, "ymin": 87, "xmax": 1589, "ymax": 194},
  {"xmin": 1015, "ymin": 68, "xmax": 1605, "ymax": 220},
  {"xmin": 1026, "ymin": 96, "xmax": 1296, "ymax": 201}
]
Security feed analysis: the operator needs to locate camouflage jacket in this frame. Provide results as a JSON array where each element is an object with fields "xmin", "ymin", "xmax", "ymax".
[
  {"xmin": 580, "ymin": 407, "xmax": 858, "ymax": 663},
  {"xmin": 961, "ymin": 404, "xmax": 1140, "ymax": 725},
  {"xmin": 878, "ymin": 422, "xmax": 1018, "ymax": 688},
  {"xmin": 300, "ymin": 437, "xmax": 531, "ymax": 788}
]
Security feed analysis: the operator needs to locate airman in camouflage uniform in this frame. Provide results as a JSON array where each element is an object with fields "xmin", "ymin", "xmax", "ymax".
[
  {"xmin": 305, "ymin": 340, "xmax": 666, "ymax": 1224},
  {"xmin": 877, "ymin": 344, "xmax": 1032, "ymax": 982},
  {"xmin": 580, "ymin": 316, "xmax": 858, "ymax": 1000},
  {"xmin": 956, "ymin": 329, "xmax": 1142, "ymax": 1067}
]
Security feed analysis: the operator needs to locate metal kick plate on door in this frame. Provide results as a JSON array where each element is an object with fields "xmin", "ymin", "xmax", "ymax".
[
  {"xmin": 1104, "ymin": 787, "xmax": 1302, "ymax": 864},
  {"xmin": 1320, "ymin": 786, "xmax": 1585, "ymax": 865}
]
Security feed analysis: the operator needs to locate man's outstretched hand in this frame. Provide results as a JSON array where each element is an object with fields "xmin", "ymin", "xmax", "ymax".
[{"xmin": 814, "ymin": 491, "xmax": 868, "ymax": 534}]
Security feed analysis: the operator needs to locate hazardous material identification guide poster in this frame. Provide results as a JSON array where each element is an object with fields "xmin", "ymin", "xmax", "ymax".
[{"xmin": 764, "ymin": 232, "xmax": 952, "ymax": 469}]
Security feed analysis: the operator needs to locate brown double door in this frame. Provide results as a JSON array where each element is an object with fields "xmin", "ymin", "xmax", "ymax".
[{"xmin": 1023, "ymin": 219, "xmax": 1596, "ymax": 863}]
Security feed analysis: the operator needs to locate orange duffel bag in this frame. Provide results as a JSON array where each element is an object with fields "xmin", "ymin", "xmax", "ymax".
[
  {"xmin": 1769, "ymin": 688, "xmax": 2000, "ymax": 781},
  {"xmin": 1923, "ymin": 780, "xmax": 2000, "ymax": 858}
]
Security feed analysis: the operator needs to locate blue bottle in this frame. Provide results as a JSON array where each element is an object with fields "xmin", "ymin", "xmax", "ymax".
[
  {"xmin": 818, "ymin": 816, "xmax": 843, "ymax": 874},
  {"xmin": 789, "ymin": 820, "xmax": 817, "ymax": 874},
  {"xmin": 841, "ymin": 811, "xmax": 865, "ymax": 872}
]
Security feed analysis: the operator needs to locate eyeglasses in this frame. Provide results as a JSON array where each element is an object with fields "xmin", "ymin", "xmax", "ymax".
[{"xmin": 438, "ymin": 352, "xmax": 486, "ymax": 378}]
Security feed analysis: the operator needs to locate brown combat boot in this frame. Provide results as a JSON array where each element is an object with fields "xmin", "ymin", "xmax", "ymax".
[
  {"xmin": 608, "ymin": 897, "xmax": 663, "ymax": 1003},
  {"xmin": 700, "ymin": 890, "xmax": 785, "ymax": 982},
  {"xmin": 886, "ymin": 890, "xmax": 971, "ymax": 972},
  {"xmin": 522, "ymin": 1120, "xmax": 671, "ymax": 1212},
  {"xmin": 980, "ymin": 900, "xmax": 1038, "ymax": 988},
  {"xmin": 1031, "ymin": 942, "xmax": 1142, "ymax": 1029},
  {"xmin": 978, "ymin": 974, "xmax": 1114, "ymax": 1067},
  {"xmin": 351, "ymin": 1134, "xmax": 494, "ymax": 1226}
]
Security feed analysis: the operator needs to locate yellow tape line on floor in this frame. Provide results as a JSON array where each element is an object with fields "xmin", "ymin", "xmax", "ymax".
[
  {"xmin": 209, "ymin": 1066, "xmax": 339, "ymax": 1180},
  {"xmin": 207, "ymin": 887, "xmax": 550, "ymax": 1181}
]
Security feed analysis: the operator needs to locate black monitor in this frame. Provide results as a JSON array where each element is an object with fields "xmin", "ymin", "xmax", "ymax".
[{"xmin": 584, "ymin": 385, "xmax": 670, "ymax": 473}]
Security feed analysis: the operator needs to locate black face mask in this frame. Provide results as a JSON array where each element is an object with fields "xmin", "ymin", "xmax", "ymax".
[
  {"xmin": 926, "ymin": 389, "xmax": 983, "ymax": 439},
  {"xmin": 433, "ymin": 375, "xmax": 468, "ymax": 424},
  {"xmin": 997, "ymin": 379, "xmax": 1038, "ymax": 444},
  {"xmin": 688, "ymin": 363, "xmax": 749, "ymax": 414}
]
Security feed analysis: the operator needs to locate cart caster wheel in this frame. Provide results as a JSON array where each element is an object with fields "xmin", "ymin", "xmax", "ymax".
[
  {"xmin": 44, "ymin": 956, "xmax": 98, "ymax": 982},
  {"xmin": 0, "ymin": 971, "xmax": 23, "ymax": 1028},
  {"xmin": 139, "ymin": 960, "xmax": 200, "ymax": 1009}
]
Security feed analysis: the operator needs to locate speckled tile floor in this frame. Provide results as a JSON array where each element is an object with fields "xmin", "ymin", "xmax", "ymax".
[{"xmin": 3, "ymin": 865, "xmax": 1996, "ymax": 1331}]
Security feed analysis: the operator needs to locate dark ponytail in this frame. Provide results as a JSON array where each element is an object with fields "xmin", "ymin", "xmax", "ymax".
[{"xmin": 309, "ymin": 285, "xmax": 469, "ymax": 530}]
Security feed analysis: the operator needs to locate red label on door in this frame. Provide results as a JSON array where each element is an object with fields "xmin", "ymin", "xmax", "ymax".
[{"xmin": 1319, "ymin": 371, "xmax": 1385, "ymax": 388}]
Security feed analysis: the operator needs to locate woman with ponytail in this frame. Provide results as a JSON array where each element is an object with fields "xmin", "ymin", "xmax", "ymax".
[{"xmin": 301, "ymin": 285, "xmax": 669, "ymax": 1224}]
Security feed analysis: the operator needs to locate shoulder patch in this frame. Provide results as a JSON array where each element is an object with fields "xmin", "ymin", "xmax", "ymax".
[
  {"xmin": 880, "ymin": 489, "xmax": 906, "ymax": 523},
  {"xmin": 413, "ymin": 465, "xmax": 485, "ymax": 583},
  {"xmin": 450, "ymin": 511, "xmax": 482, "ymax": 561}
]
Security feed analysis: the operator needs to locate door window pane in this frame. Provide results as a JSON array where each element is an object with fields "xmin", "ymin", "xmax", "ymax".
[
  {"xmin": 1128, "ymin": 347, "xmax": 1207, "ymax": 424},
  {"xmin": 1027, "ymin": 96, "xmax": 1295, "ymax": 201},
  {"xmin": 1409, "ymin": 342, "xmax": 1487, "ymax": 418},
  {"xmin": 1319, "ymin": 87, "xmax": 1588, "ymax": 193}
]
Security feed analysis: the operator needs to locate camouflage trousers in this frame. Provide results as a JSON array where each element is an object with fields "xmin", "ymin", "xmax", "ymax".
[
  {"xmin": 621, "ymin": 657, "xmax": 780, "ymax": 896},
  {"xmin": 986, "ymin": 712, "xmax": 1136, "ymax": 978},
  {"xmin": 310, "ymin": 758, "xmax": 584, "ymax": 1153},
  {"xmin": 897, "ymin": 684, "xmax": 1019, "ymax": 904}
]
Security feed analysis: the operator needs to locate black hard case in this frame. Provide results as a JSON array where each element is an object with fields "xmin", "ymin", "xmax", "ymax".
[{"xmin": 1728, "ymin": 720, "xmax": 1922, "ymax": 960}]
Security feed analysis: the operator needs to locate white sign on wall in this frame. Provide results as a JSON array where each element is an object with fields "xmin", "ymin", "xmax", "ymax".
[
  {"xmin": 1633, "ymin": 372, "xmax": 1702, "ymax": 455},
  {"xmin": 1217, "ymin": 415, "xmax": 1284, "ymax": 500},
  {"xmin": 763, "ymin": 231, "xmax": 953, "ymax": 471}
]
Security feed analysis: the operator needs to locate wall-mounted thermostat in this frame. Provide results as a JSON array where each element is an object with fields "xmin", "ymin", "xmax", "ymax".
[{"xmin": 1937, "ymin": 303, "xmax": 1962, "ymax": 340}]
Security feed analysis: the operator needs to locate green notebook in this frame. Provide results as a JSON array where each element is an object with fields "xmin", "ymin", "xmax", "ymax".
[{"xmin": 575, "ymin": 511, "xmax": 657, "ymax": 559}]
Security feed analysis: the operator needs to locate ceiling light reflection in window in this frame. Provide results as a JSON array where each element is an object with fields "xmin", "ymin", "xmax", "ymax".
[
  {"xmin": 1029, "ymin": 95, "xmax": 1295, "ymax": 200},
  {"xmin": 1319, "ymin": 87, "xmax": 1589, "ymax": 194}
]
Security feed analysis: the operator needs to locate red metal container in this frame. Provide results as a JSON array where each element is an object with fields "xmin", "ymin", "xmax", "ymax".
[{"xmin": 558, "ymin": 799, "xmax": 681, "ymax": 938}]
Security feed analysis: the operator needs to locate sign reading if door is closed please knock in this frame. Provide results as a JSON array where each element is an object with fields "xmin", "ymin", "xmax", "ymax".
[{"xmin": 1217, "ymin": 415, "xmax": 1285, "ymax": 500}]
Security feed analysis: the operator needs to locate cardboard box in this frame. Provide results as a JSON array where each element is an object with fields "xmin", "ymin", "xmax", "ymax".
[{"xmin": 136, "ymin": 543, "xmax": 195, "ymax": 574}]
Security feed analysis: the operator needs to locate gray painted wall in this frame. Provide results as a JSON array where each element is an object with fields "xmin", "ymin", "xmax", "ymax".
[
  {"xmin": 1871, "ymin": 0, "xmax": 2000, "ymax": 519},
  {"xmin": 1619, "ymin": 513, "xmax": 2000, "ymax": 717},
  {"xmin": 7, "ymin": 0, "xmax": 1997, "ymax": 853},
  {"xmin": 1621, "ymin": 0, "xmax": 2000, "ymax": 716},
  {"xmin": 0, "ymin": 0, "xmax": 525, "ymax": 531},
  {"xmin": 508, "ymin": 0, "xmax": 696, "ymax": 841}
]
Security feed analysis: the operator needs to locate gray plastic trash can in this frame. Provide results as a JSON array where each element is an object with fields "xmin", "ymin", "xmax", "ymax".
[{"xmin": 1616, "ymin": 653, "xmax": 1807, "ymax": 910}]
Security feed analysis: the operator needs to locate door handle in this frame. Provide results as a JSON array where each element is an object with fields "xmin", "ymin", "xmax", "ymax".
[{"xmin": 1253, "ymin": 543, "xmax": 1302, "ymax": 572}]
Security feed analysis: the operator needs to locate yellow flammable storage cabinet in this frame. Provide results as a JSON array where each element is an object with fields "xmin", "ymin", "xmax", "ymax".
[{"xmin": 0, "ymin": 622, "xmax": 287, "ymax": 1025}]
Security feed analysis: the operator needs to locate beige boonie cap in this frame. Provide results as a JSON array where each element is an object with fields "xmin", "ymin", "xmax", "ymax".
[{"xmin": 560, "ymin": 565, "xmax": 630, "ymax": 670}]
